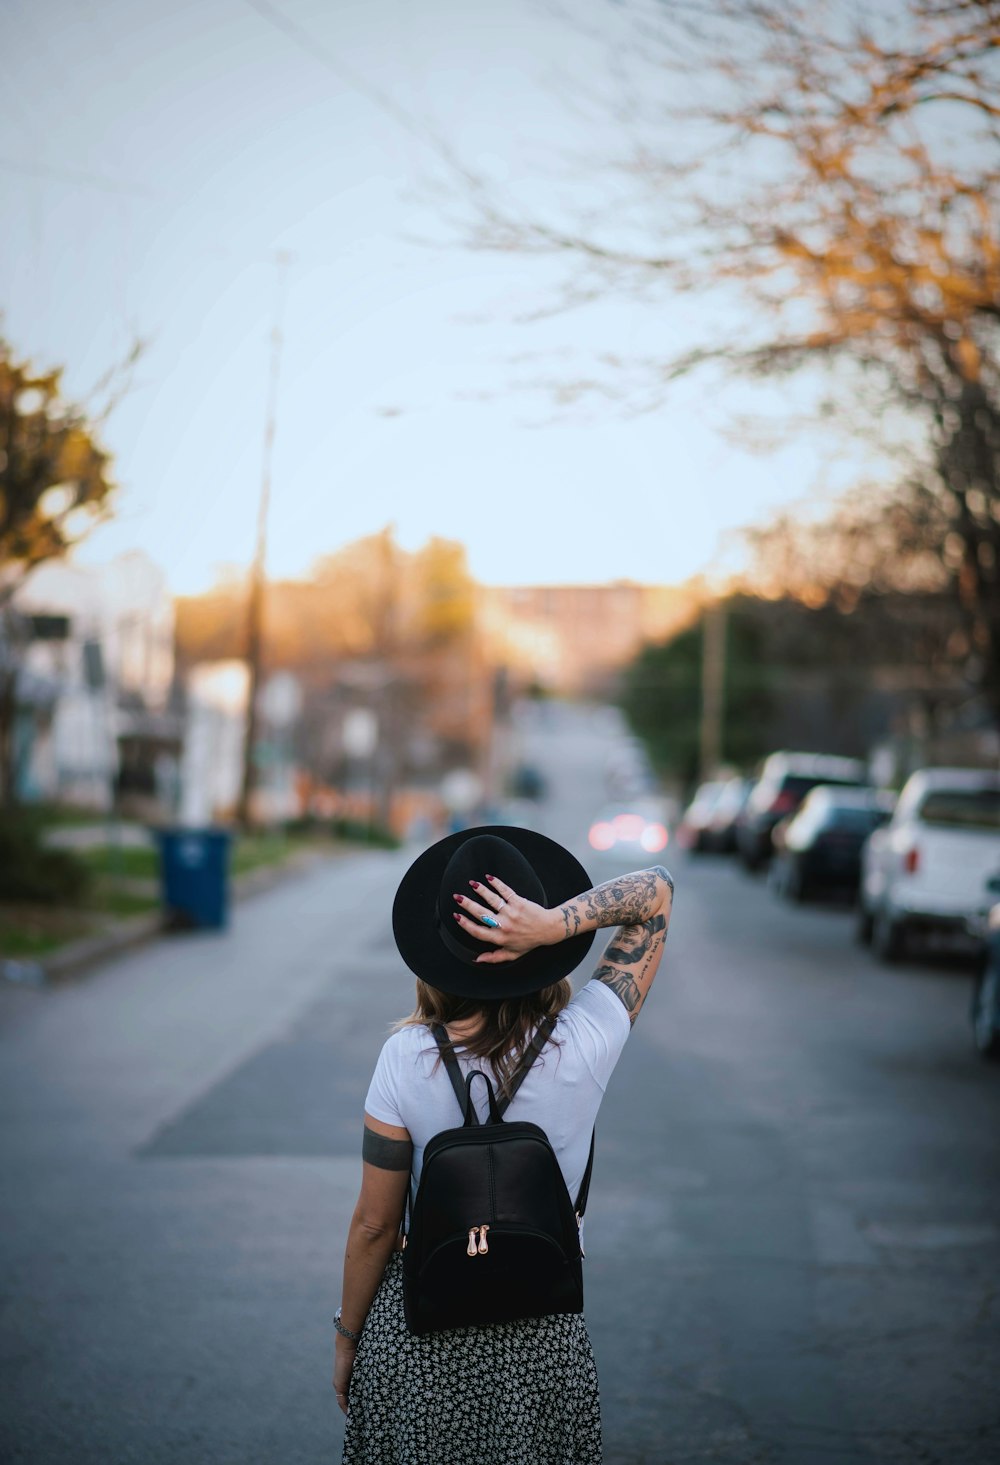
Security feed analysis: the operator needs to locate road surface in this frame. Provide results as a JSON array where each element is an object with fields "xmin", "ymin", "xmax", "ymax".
[{"xmin": 2, "ymin": 702, "xmax": 998, "ymax": 1464}]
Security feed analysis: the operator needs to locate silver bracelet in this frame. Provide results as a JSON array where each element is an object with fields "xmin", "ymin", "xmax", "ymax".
[{"xmin": 333, "ymin": 1306, "xmax": 363, "ymax": 1343}]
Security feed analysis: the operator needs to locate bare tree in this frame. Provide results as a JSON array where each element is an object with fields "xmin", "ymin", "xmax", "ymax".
[{"xmin": 459, "ymin": 0, "xmax": 1000, "ymax": 721}]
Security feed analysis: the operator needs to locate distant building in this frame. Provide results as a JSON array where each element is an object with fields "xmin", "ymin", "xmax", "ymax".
[
  {"xmin": 12, "ymin": 551, "xmax": 178, "ymax": 810},
  {"xmin": 482, "ymin": 582, "xmax": 696, "ymax": 696}
]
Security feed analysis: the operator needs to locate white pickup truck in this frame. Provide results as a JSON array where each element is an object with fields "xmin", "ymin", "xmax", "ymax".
[{"xmin": 858, "ymin": 767, "xmax": 1000, "ymax": 962}]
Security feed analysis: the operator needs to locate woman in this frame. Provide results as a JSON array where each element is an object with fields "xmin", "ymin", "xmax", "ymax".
[{"xmin": 334, "ymin": 825, "xmax": 673, "ymax": 1464}]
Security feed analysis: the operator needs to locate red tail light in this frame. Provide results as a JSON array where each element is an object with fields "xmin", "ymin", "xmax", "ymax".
[{"xmin": 903, "ymin": 846, "xmax": 920, "ymax": 874}]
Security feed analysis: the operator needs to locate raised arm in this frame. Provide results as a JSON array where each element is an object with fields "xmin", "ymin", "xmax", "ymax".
[
  {"xmin": 452, "ymin": 864, "xmax": 674, "ymax": 1024},
  {"xmin": 559, "ymin": 867, "xmax": 673, "ymax": 1023}
]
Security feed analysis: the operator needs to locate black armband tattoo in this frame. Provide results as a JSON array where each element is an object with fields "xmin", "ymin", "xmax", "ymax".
[{"xmin": 362, "ymin": 1126, "xmax": 413, "ymax": 1172}]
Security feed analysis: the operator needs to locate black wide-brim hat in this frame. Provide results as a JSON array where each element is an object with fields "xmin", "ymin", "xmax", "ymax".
[{"xmin": 392, "ymin": 825, "xmax": 595, "ymax": 999}]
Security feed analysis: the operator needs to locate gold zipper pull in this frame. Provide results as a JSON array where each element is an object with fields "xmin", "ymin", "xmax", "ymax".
[
  {"xmin": 467, "ymin": 1227, "xmax": 479, "ymax": 1257},
  {"xmin": 478, "ymin": 1224, "xmax": 490, "ymax": 1255}
]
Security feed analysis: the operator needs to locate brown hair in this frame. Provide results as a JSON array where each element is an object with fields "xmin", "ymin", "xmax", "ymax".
[{"xmin": 396, "ymin": 978, "xmax": 572, "ymax": 1097}]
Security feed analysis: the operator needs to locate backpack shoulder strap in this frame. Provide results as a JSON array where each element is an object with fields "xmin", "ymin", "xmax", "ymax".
[
  {"xmin": 434, "ymin": 1013, "xmax": 558, "ymax": 1122},
  {"xmin": 431, "ymin": 1023, "xmax": 478, "ymax": 1125},
  {"xmin": 496, "ymin": 1014, "xmax": 556, "ymax": 1118},
  {"xmin": 575, "ymin": 1129, "xmax": 596, "ymax": 1216},
  {"xmin": 432, "ymin": 1018, "xmax": 595, "ymax": 1218}
]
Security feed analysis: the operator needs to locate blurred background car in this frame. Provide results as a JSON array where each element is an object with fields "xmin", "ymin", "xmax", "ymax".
[
  {"xmin": 769, "ymin": 786, "xmax": 895, "ymax": 902},
  {"xmin": 702, "ymin": 776, "xmax": 753, "ymax": 854},
  {"xmin": 858, "ymin": 767, "xmax": 1000, "ymax": 962},
  {"xmin": 588, "ymin": 802, "xmax": 670, "ymax": 861},
  {"xmin": 678, "ymin": 776, "xmax": 752, "ymax": 853},
  {"xmin": 509, "ymin": 763, "xmax": 547, "ymax": 802},
  {"xmin": 736, "ymin": 752, "xmax": 869, "ymax": 871},
  {"xmin": 676, "ymin": 780, "xmax": 726, "ymax": 852},
  {"xmin": 969, "ymin": 877, "xmax": 1000, "ymax": 1061}
]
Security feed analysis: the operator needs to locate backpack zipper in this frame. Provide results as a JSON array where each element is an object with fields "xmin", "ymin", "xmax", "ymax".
[{"xmin": 466, "ymin": 1223, "xmax": 491, "ymax": 1256}]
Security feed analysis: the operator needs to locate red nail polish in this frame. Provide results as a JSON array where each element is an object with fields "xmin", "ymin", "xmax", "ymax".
[
  {"xmin": 469, "ymin": 880, "xmax": 480, "ymax": 889},
  {"xmin": 453, "ymin": 912, "xmax": 461, "ymax": 921},
  {"xmin": 454, "ymin": 894, "xmax": 464, "ymax": 903},
  {"xmin": 484, "ymin": 874, "xmax": 493, "ymax": 880}
]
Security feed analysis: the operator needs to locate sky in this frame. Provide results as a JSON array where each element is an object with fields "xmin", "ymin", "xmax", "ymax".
[{"xmin": 1, "ymin": 0, "xmax": 889, "ymax": 594}]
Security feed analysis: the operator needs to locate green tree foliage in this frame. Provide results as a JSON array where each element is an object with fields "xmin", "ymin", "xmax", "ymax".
[
  {"xmin": 622, "ymin": 585, "xmax": 965, "ymax": 782},
  {"xmin": 621, "ymin": 606, "xmax": 773, "ymax": 784}
]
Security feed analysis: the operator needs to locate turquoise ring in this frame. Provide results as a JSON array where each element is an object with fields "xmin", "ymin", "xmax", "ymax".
[{"xmin": 480, "ymin": 914, "xmax": 501, "ymax": 929}]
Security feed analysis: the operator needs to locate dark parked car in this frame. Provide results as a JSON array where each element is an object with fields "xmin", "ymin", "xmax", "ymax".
[
  {"xmin": 969, "ymin": 877, "xmax": 1000, "ymax": 1061},
  {"xmin": 737, "ymin": 752, "xmax": 869, "ymax": 871},
  {"xmin": 770, "ymin": 787, "xmax": 895, "ymax": 902}
]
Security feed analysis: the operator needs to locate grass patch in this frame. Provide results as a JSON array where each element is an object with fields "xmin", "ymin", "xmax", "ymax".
[
  {"xmin": 90, "ymin": 887, "xmax": 160, "ymax": 917},
  {"xmin": 79, "ymin": 845, "xmax": 158, "ymax": 879},
  {"xmin": 80, "ymin": 833, "xmax": 306, "ymax": 880},
  {"xmin": 14, "ymin": 802, "xmax": 107, "ymax": 829},
  {"xmin": 0, "ymin": 906, "xmax": 94, "ymax": 957},
  {"xmin": 231, "ymin": 833, "xmax": 302, "ymax": 874},
  {"xmin": 1, "ymin": 826, "xmax": 350, "ymax": 964}
]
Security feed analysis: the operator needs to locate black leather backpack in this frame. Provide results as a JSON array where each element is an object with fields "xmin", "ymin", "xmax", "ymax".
[{"xmin": 401, "ymin": 1016, "xmax": 594, "ymax": 1336}]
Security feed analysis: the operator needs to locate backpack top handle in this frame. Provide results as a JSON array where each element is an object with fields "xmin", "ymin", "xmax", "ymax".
[
  {"xmin": 463, "ymin": 1069, "xmax": 501, "ymax": 1126},
  {"xmin": 428, "ymin": 1014, "xmax": 596, "ymax": 1219},
  {"xmin": 432, "ymin": 1014, "xmax": 557, "ymax": 1123}
]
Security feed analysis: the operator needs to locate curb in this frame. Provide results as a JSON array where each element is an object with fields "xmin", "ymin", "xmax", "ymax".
[{"xmin": 9, "ymin": 846, "xmax": 359, "ymax": 987}]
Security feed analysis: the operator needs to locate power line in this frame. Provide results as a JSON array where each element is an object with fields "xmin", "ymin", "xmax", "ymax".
[
  {"xmin": 0, "ymin": 155, "xmax": 152, "ymax": 197},
  {"xmin": 241, "ymin": 0, "xmax": 429, "ymax": 142},
  {"xmin": 3, "ymin": 4, "xmax": 454, "ymax": 213}
]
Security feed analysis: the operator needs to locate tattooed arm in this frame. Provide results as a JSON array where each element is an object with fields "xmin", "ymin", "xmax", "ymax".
[
  {"xmin": 554, "ymin": 866, "xmax": 674, "ymax": 943},
  {"xmin": 455, "ymin": 864, "xmax": 674, "ymax": 1022},
  {"xmin": 563, "ymin": 867, "xmax": 673, "ymax": 1023}
]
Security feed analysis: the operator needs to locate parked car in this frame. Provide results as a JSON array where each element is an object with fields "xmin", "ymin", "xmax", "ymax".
[
  {"xmin": 858, "ymin": 767, "xmax": 1000, "ymax": 962},
  {"xmin": 736, "ymin": 752, "xmax": 869, "ymax": 871},
  {"xmin": 702, "ymin": 777, "xmax": 754, "ymax": 854},
  {"xmin": 969, "ymin": 881, "xmax": 1000, "ymax": 1060},
  {"xmin": 509, "ymin": 763, "xmax": 547, "ymax": 802},
  {"xmin": 676, "ymin": 781, "xmax": 726, "ymax": 852},
  {"xmin": 770, "ymin": 787, "xmax": 895, "ymax": 901}
]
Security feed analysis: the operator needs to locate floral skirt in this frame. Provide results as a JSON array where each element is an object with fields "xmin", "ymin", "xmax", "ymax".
[{"xmin": 341, "ymin": 1253, "xmax": 602, "ymax": 1465}]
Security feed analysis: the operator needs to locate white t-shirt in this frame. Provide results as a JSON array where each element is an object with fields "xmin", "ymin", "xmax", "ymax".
[{"xmin": 364, "ymin": 978, "xmax": 631, "ymax": 1210}]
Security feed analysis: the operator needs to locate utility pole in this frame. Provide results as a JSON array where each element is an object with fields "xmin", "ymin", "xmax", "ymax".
[
  {"xmin": 237, "ymin": 252, "xmax": 291, "ymax": 829},
  {"xmin": 699, "ymin": 599, "xmax": 726, "ymax": 781}
]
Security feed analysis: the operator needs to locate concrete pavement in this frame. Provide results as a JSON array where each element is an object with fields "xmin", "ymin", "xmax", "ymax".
[{"xmin": 2, "ymin": 703, "xmax": 999, "ymax": 1464}]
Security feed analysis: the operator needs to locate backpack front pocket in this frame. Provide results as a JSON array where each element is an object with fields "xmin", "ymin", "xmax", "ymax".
[{"xmin": 406, "ymin": 1224, "xmax": 584, "ymax": 1334}]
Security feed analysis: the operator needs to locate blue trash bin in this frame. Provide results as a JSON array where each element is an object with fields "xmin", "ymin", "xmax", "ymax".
[{"xmin": 155, "ymin": 827, "xmax": 232, "ymax": 930}]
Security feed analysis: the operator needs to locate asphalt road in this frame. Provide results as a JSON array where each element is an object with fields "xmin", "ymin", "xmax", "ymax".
[{"xmin": 2, "ymin": 702, "xmax": 998, "ymax": 1465}]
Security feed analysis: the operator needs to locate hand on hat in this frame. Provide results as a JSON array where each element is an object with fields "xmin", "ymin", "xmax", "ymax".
[{"xmin": 452, "ymin": 874, "xmax": 560, "ymax": 964}]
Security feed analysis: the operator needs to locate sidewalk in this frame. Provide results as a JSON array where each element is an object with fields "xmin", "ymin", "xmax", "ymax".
[{"xmin": 1, "ymin": 839, "xmax": 355, "ymax": 987}]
